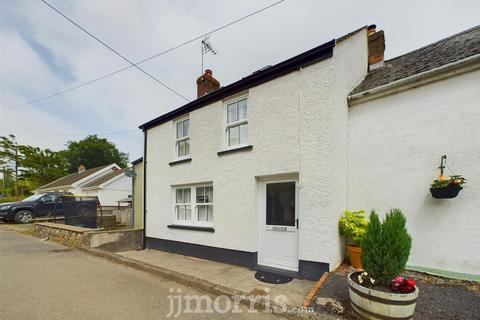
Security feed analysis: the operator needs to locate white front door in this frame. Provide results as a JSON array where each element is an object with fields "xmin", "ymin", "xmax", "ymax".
[{"xmin": 259, "ymin": 179, "xmax": 298, "ymax": 272}]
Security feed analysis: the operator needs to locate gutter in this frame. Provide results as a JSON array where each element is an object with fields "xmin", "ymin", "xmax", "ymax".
[
  {"xmin": 348, "ymin": 53, "xmax": 480, "ymax": 106},
  {"xmin": 142, "ymin": 130, "xmax": 147, "ymax": 249},
  {"xmin": 35, "ymin": 185, "xmax": 72, "ymax": 192}
]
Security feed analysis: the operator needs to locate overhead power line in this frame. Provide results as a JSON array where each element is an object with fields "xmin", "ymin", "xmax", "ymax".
[
  {"xmin": 39, "ymin": 0, "xmax": 190, "ymax": 102},
  {"xmin": 1, "ymin": 119, "xmax": 139, "ymax": 137},
  {"xmin": 1, "ymin": 0, "xmax": 287, "ymax": 110}
]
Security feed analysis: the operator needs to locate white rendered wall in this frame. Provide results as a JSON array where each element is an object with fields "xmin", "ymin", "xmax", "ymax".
[
  {"xmin": 347, "ymin": 69, "xmax": 480, "ymax": 276},
  {"xmin": 145, "ymin": 29, "xmax": 368, "ymax": 269},
  {"xmin": 97, "ymin": 176, "xmax": 132, "ymax": 207}
]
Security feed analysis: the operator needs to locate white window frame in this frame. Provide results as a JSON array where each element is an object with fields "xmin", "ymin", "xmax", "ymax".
[
  {"xmin": 173, "ymin": 116, "xmax": 190, "ymax": 160},
  {"xmin": 172, "ymin": 184, "xmax": 213, "ymax": 227},
  {"xmin": 223, "ymin": 95, "xmax": 248, "ymax": 150}
]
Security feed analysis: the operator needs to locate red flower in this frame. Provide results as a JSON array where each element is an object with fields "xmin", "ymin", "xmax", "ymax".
[
  {"xmin": 390, "ymin": 277, "xmax": 416, "ymax": 293},
  {"xmin": 406, "ymin": 278, "xmax": 416, "ymax": 287}
]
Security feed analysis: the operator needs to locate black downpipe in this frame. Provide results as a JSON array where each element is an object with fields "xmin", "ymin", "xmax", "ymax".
[{"xmin": 142, "ymin": 130, "xmax": 147, "ymax": 249}]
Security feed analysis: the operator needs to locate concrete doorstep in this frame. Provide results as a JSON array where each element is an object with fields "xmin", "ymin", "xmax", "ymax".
[{"xmin": 79, "ymin": 248, "xmax": 339, "ymax": 320}]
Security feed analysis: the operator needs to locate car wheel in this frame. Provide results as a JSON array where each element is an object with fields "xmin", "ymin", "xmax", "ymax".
[{"xmin": 14, "ymin": 210, "xmax": 33, "ymax": 224}]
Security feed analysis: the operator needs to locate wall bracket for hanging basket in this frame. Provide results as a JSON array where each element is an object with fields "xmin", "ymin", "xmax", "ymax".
[{"xmin": 430, "ymin": 185, "xmax": 463, "ymax": 199}]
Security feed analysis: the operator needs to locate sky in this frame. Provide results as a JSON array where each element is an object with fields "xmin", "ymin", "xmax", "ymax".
[{"xmin": 1, "ymin": 0, "xmax": 479, "ymax": 162}]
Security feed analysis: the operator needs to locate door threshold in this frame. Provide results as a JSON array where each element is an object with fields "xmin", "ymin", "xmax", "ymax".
[{"xmin": 255, "ymin": 264, "xmax": 300, "ymax": 279}]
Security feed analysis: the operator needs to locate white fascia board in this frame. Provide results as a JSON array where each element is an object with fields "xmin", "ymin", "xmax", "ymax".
[
  {"xmin": 73, "ymin": 163, "xmax": 120, "ymax": 188},
  {"xmin": 96, "ymin": 172, "xmax": 127, "ymax": 189},
  {"xmin": 35, "ymin": 185, "xmax": 72, "ymax": 192},
  {"xmin": 348, "ymin": 54, "xmax": 480, "ymax": 106}
]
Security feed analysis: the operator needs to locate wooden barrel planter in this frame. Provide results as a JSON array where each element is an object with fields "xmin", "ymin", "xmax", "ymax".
[{"xmin": 347, "ymin": 272, "xmax": 419, "ymax": 320}]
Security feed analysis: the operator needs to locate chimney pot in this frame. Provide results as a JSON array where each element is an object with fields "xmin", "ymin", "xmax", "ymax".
[
  {"xmin": 196, "ymin": 69, "xmax": 220, "ymax": 98},
  {"xmin": 367, "ymin": 24, "xmax": 377, "ymax": 35},
  {"xmin": 78, "ymin": 164, "xmax": 86, "ymax": 173}
]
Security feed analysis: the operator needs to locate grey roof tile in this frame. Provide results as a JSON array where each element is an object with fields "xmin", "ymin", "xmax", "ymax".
[
  {"xmin": 82, "ymin": 168, "xmax": 128, "ymax": 188},
  {"xmin": 350, "ymin": 25, "xmax": 480, "ymax": 95},
  {"xmin": 37, "ymin": 165, "xmax": 111, "ymax": 190}
]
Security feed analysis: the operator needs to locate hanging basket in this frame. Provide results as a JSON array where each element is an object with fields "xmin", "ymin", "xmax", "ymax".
[{"xmin": 430, "ymin": 185, "xmax": 463, "ymax": 199}]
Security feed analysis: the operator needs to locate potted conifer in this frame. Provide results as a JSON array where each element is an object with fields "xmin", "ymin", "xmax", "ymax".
[
  {"xmin": 347, "ymin": 209, "xmax": 418, "ymax": 320},
  {"xmin": 338, "ymin": 210, "xmax": 368, "ymax": 269}
]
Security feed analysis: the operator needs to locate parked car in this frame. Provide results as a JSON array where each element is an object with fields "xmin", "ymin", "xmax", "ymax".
[{"xmin": 0, "ymin": 192, "xmax": 98, "ymax": 224}]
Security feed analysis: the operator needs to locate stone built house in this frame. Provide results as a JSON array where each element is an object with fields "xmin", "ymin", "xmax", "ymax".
[
  {"xmin": 36, "ymin": 163, "xmax": 132, "ymax": 209},
  {"xmin": 139, "ymin": 25, "xmax": 480, "ymax": 280}
]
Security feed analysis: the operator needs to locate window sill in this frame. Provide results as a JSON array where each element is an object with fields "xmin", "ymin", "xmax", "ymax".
[
  {"xmin": 167, "ymin": 225, "xmax": 215, "ymax": 232},
  {"xmin": 217, "ymin": 145, "xmax": 253, "ymax": 156},
  {"xmin": 169, "ymin": 158, "xmax": 192, "ymax": 166}
]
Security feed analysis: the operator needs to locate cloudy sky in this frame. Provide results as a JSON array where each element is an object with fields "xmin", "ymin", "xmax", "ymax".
[{"xmin": 1, "ymin": 0, "xmax": 479, "ymax": 161}]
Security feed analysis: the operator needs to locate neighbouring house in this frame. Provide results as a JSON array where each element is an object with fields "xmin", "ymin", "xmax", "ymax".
[
  {"xmin": 35, "ymin": 164, "xmax": 132, "ymax": 209},
  {"xmin": 131, "ymin": 157, "xmax": 144, "ymax": 230},
  {"xmin": 347, "ymin": 25, "xmax": 480, "ymax": 279},
  {"xmin": 139, "ymin": 24, "xmax": 480, "ymax": 281}
]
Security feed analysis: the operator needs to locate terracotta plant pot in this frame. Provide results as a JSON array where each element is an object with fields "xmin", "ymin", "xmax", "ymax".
[
  {"xmin": 347, "ymin": 245, "xmax": 363, "ymax": 269},
  {"xmin": 348, "ymin": 272, "xmax": 419, "ymax": 320}
]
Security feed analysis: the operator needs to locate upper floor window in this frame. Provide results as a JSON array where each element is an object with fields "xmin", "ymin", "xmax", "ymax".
[
  {"xmin": 175, "ymin": 117, "xmax": 190, "ymax": 158},
  {"xmin": 225, "ymin": 97, "xmax": 248, "ymax": 147}
]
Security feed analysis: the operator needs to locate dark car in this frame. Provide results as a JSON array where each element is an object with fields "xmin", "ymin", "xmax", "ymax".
[{"xmin": 0, "ymin": 192, "xmax": 98, "ymax": 224}]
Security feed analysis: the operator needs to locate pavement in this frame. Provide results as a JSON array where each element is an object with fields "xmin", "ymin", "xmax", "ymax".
[
  {"xmin": 0, "ymin": 225, "xmax": 291, "ymax": 320},
  {"xmin": 118, "ymin": 249, "xmax": 315, "ymax": 307}
]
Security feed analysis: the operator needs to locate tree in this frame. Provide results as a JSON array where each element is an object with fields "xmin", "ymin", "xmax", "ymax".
[
  {"xmin": 361, "ymin": 209, "xmax": 412, "ymax": 285},
  {"xmin": 17, "ymin": 145, "xmax": 68, "ymax": 188},
  {"xmin": 63, "ymin": 135, "xmax": 128, "ymax": 173},
  {"xmin": 0, "ymin": 135, "xmax": 19, "ymax": 196}
]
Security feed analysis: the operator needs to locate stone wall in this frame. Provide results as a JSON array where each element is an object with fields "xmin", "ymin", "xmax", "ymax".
[
  {"xmin": 33, "ymin": 223, "xmax": 90, "ymax": 247},
  {"xmin": 32, "ymin": 222, "xmax": 143, "ymax": 252},
  {"xmin": 97, "ymin": 215, "xmax": 117, "ymax": 230}
]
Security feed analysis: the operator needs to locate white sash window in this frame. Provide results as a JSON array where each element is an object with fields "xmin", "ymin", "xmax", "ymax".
[
  {"xmin": 225, "ymin": 97, "xmax": 248, "ymax": 148},
  {"xmin": 173, "ymin": 185, "xmax": 213, "ymax": 227},
  {"xmin": 174, "ymin": 117, "xmax": 190, "ymax": 158}
]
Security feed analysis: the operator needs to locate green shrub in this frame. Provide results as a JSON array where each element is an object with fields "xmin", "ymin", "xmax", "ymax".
[
  {"xmin": 338, "ymin": 210, "xmax": 368, "ymax": 245},
  {"xmin": 361, "ymin": 209, "xmax": 412, "ymax": 285},
  {"xmin": 0, "ymin": 196, "xmax": 22, "ymax": 204}
]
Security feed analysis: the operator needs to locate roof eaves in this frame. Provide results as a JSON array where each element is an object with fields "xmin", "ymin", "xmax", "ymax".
[
  {"xmin": 74, "ymin": 164, "xmax": 119, "ymax": 187},
  {"xmin": 96, "ymin": 170, "xmax": 127, "ymax": 189},
  {"xmin": 35, "ymin": 184, "xmax": 72, "ymax": 192},
  {"xmin": 348, "ymin": 53, "xmax": 480, "ymax": 106},
  {"xmin": 131, "ymin": 157, "xmax": 143, "ymax": 165},
  {"xmin": 139, "ymin": 39, "xmax": 335, "ymax": 131}
]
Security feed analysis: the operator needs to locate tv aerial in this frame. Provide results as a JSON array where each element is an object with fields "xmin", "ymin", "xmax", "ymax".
[{"xmin": 201, "ymin": 36, "xmax": 217, "ymax": 73}]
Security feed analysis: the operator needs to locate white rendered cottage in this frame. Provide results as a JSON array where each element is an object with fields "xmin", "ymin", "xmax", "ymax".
[
  {"xmin": 140, "ymin": 25, "xmax": 480, "ymax": 281},
  {"xmin": 35, "ymin": 164, "xmax": 132, "ymax": 208}
]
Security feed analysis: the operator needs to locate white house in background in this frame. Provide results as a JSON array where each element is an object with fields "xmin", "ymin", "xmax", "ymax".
[
  {"xmin": 35, "ymin": 164, "xmax": 132, "ymax": 208},
  {"xmin": 139, "ymin": 24, "xmax": 480, "ymax": 281}
]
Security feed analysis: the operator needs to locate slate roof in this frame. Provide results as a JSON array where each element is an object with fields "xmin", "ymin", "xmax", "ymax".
[
  {"xmin": 139, "ymin": 40, "xmax": 335, "ymax": 130},
  {"xmin": 350, "ymin": 25, "xmax": 480, "ymax": 95},
  {"xmin": 82, "ymin": 168, "xmax": 128, "ymax": 188},
  {"xmin": 37, "ymin": 165, "xmax": 111, "ymax": 190}
]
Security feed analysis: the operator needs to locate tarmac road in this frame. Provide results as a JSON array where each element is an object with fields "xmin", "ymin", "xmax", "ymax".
[{"xmin": 0, "ymin": 225, "xmax": 287, "ymax": 320}]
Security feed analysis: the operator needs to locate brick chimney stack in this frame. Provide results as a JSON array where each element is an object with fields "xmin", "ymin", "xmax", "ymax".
[
  {"xmin": 196, "ymin": 69, "xmax": 220, "ymax": 98},
  {"xmin": 367, "ymin": 24, "xmax": 385, "ymax": 70}
]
